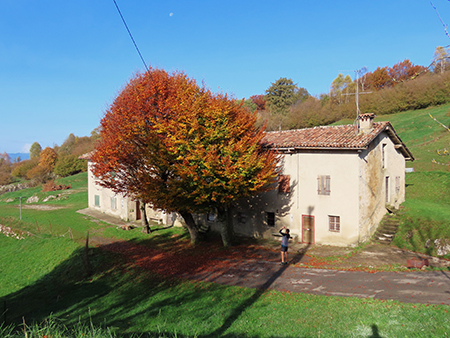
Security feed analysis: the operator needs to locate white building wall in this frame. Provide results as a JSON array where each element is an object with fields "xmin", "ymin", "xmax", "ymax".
[
  {"xmin": 295, "ymin": 151, "xmax": 360, "ymax": 246},
  {"xmin": 87, "ymin": 161, "xmax": 129, "ymax": 221},
  {"xmin": 235, "ymin": 150, "xmax": 361, "ymax": 246}
]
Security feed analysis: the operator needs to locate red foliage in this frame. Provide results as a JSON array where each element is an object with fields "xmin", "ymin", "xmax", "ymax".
[
  {"xmin": 365, "ymin": 66, "xmax": 392, "ymax": 90},
  {"xmin": 364, "ymin": 59, "xmax": 428, "ymax": 91},
  {"xmin": 92, "ymin": 68, "xmax": 279, "ymax": 215},
  {"xmin": 102, "ymin": 239, "xmax": 278, "ymax": 278},
  {"xmin": 388, "ymin": 59, "xmax": 427, "ymax": 85},
  {"xmin": 250, "ymin": 94, "xmax": 266, "ymax": 111},
  {"xmin": 41, "ymin": 179, "xmax": 71, "ymax": 192}
]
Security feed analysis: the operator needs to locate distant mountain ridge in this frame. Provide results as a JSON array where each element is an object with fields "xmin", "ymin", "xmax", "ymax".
[{"xmin": 7, "ymin": 153, "xmax": 30, "ymax": 161}]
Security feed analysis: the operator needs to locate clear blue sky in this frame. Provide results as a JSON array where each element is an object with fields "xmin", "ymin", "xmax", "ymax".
[{"xmin": 1, "ymin": 0, "xmax": 448, "ymax": 153}]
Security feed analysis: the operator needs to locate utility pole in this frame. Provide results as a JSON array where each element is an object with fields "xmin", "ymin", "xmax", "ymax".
[{"xmin": 19, "ymin": 196, "xmax": 23, "ymax": 220}]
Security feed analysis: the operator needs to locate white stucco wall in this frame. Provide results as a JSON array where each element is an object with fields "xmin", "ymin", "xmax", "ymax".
[
  {"xmin": 235, "ymin": 150, "xmax": 362, "ymax": 246},
  {"xmin": 296, "ymin": 151, "xmax": 360, "ymax": 246},
  {"xmin": 87, "ymin": 161, "xmax": 129, "ymax": 220},
  {"xmin": 86, "ymin": 161, "xmax": 183, "ymax": 226}
]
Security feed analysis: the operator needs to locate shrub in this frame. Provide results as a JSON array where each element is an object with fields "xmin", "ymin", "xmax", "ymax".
[
  {"xmin": 42, "ymin": 179, "xmax": 71, "ymax": 192},
  {"xmin": 26, "ymin": 164, "xmax": 52, "ymax": 184},
  {"xmin": 54, "ymin": 155, "xmax": 86, "ymax": 177},
  {"xmin": 11, "ymin": 158, "xmax": 39, "ymax": 178}
]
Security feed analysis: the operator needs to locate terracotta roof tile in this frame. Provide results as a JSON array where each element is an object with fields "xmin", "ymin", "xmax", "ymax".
[
  {"xmin": 79, "ymin": 151, "xmax": 95, "ymax": 160},
  {"xmin": 261, "ymin": 122, "xmax": 391, "ymax": 150}
]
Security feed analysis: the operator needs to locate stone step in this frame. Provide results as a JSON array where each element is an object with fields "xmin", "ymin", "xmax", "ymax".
[
  {"xmin": 376, "ymin": 237, "xmax": 393, "ymax": 245},
  {"xmin": 375, "ymin": 229, "xmax": 397, "ymax": 236},
  {"xmin": 377, "ymin": 225, "xmax": 398, "ymax": 231},
  {"xmin": 377, "ymin": 233, "xmax": 395, "ymax": 238},
  {"xmin": 373, "ymin": 214, "xmax": 400, "ymax": 245}
]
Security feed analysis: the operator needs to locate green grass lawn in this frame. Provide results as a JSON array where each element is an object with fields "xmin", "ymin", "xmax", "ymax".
[{"xmin": 1, "ymin": 233, "xmax": 449, "ymax": 338}]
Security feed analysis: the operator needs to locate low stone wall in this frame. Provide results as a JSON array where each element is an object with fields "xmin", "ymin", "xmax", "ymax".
[
  {"xmin": 0, "ymin": 224, "xmax": 31, "ymax": 240},
  {"xmin": 0, "ymin": 183, "xmax": 29, "ymax": 195}
]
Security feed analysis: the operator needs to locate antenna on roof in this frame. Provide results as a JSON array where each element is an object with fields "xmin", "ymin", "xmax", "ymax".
[{"xmin": 342, "ymin": 68, "xmax": 372, "ymax": 134}]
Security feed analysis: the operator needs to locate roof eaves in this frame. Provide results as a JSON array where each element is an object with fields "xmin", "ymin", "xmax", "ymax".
[{"xmin": 381, "ymin": 123, "xmax": 415, "ymax": 161}]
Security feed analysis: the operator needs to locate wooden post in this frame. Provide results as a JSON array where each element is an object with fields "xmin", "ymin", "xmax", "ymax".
[{"xmin": 83, "ymin": 232, "xmax": 92, "ymax": 276}]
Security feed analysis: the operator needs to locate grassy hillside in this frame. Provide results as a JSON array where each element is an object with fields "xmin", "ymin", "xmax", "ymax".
[{"xmin": 1, "ymin": 105, "xmax": 450, "ymax": 336}]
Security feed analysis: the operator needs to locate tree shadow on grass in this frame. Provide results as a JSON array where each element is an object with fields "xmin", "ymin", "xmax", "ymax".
[
  {"xmin": 205, "ymin": 245, "xmax": 309, "ymax": 337},
  {"xmin": 1, "ymin": 234, "xmax": 311, "ymax": 338}
]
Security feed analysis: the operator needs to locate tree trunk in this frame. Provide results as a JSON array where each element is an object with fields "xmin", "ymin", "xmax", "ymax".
[
  {"xmin": 179, "ymin": 211, "xmax": 200, "ymax": 245},
  {"xmin": 141, "ymin": 201, "xmax": 151, "ymax": 234},
  {"xmin": 218, "ymin": 206, "xmax": 235, "ymax": 247}
]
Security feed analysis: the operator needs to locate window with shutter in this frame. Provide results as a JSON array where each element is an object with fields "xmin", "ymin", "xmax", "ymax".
[{"xmin": 318, "ymin": 175, "xmax": 331, "ymax": 195}]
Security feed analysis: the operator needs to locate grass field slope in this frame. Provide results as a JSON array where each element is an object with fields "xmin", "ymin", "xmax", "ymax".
[{"xmin": 1, "ymin": 105, "xmax": 450, "ymax": 337}]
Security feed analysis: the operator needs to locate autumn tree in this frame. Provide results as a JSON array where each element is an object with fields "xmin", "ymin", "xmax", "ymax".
[
  {"xmin": 433, "ymin": 46, "xmax": 450, "ymax": 74},
  {"xmin": 92, "ymin": 68, "xmax": 279, "ymax": 246},
  {"xmin": 330, "ymin": 73, "xmax": 354, "ymax": 104},
  {"xmin": 365, "ymin": 66, "xmax": 392, "ymax": 90},
  {"xmin": 12, "ymin": 158, "xmax": 39, "ymax": 179},
  {"xmin": 250, "ymin": 94, "xmax": 266, "ymax": 111},
  {"xmin": 39, "ymin": 147, "xmax": 58, "ymax": 171},
  {"xmin": 0, "ymin": 153, "xmax": 13, "ymax": 185},
  {"xmin": 25, "ymin": 147, "xmax": 58, "ymax": 183},
  {"xmin": 389, "ymin": 59, "xmax": 427, "ymax": 84}
]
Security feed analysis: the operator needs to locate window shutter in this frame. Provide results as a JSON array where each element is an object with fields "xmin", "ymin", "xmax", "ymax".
[{"xmin": 318, "ymin": 175, "xmax": 331, "ymax": 195}]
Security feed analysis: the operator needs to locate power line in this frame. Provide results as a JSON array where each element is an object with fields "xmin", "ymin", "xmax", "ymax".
[{"xmin": 112, "ymin": 0, "xmax": 149, "ymax": 72}]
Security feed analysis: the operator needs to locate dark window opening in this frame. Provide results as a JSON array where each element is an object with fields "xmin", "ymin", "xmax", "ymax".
[{"xmin": 267, "ymin": 212, "xmax": 275, "ymax": 227}]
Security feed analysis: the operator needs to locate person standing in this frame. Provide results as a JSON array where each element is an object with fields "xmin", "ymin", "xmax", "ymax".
[{"xmin": 280, "ymin": 226, "xmax": 291, "ymax": 265}]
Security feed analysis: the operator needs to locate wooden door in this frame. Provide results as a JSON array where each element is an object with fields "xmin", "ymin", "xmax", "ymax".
[
  {"xmin": 302, "ymin": 215, "xmax": 314, "ymax": 244},
  {"xmin": 135, "ymin": 201, "xmax": 141, "ymax": 220}
]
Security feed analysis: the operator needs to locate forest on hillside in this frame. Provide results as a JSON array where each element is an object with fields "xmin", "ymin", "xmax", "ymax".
[
  {"xmin": 0, "ymin": 130, "xmax": 99, "ymax": 188},
  {"xmin": 250, "ymin": 46, "xmax": 450, "ymax": 131}
]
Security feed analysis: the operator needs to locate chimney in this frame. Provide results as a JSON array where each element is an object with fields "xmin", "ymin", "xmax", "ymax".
[{"xmin": 358, "ymin": 113, "xmax": 376, "ymax": 133}]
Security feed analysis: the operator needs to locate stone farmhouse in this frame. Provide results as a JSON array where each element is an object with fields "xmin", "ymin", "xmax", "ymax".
[{"xmin": 81, "ymin": 113, "xmax": 413, "ymax": 246}]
